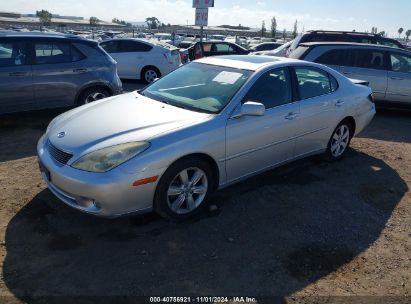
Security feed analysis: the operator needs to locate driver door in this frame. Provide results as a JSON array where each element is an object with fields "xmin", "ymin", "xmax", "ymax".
[{"xmin": 225, "ymin": 67, "xmax": 300, "ymax": 183}]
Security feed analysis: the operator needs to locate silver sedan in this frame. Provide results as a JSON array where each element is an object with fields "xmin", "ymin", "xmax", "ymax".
[{"xmin": 37, "ymin": 55, "xmax": 376, "ymax": 220}]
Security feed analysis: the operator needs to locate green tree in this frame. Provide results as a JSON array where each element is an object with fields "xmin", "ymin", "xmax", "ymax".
[
  {"xmin": 89, "ymin": 17, "xmax": 99, "ymax": 26},
  {"xmin": 36, "ymin": 10, "xmax": 52, "ymax": 26},
  {"xmin": 145, "ymin": 17, "xmax": 160, "ymax": 29},
  {"xmin": 292, "ymin": 19, "xmax": 298, "ymax": 38},
  {"xmin": 271, "ymin": 16, "xmax": 277, "ymax": 38},
  {"xmin": 406, "ymin": 29, "xmax": 411, "ymax": 41},
  {"xmin": 282, "ymin": 28, "xmax": 286, "ymax": 39},
  {"xmin": 261, "ymin": 20, "xmax": 266, "ymax": 37},
  {"xmin": 398, "ymin": 27, "xmax": 404, "ymax": 38}
]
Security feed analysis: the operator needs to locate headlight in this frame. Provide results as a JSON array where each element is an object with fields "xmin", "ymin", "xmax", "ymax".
[{"xmin": 71, "ymin": 142, "xmax": 150, "ymax": 173}]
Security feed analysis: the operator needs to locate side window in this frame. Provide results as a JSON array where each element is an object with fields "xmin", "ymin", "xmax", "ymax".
[
  {"xmin": 390, "ymin": 53, "xmax": 411, "ymax": 73},
  {"xmin": 119, "ymin": 41, "xmax": 152, "ymax": 52},
  {"xmin": 295, "ymin": 67, "xmax": 333, "ymax": 99},
  {"xmin": 214, "ymin": 43, "xmax": 234, "ymax": 53},
  {"xmin": 0, "ymin": 41, "xmax": 26, "ymax": 67},
  {"xmin": 242, "ymin": 68, "xmax": 292, "ymax": 109},
  {"xmin": 34, "ymin": 42, "xmax": 73, "ymax": 64},
  {"xmin": 329, "ymin": 74, "xmax": 339, "ymax": 92},
  {"xmin": 353, "ymin": 49, "xmax": 386, "ymax": 70},
  {"xmin": 315, "ymin": 49, "xmax": 348, "ymax": 66},
  {"xmin": 100, "ymin": 40, "xmax": 119, "ymax": 53}
]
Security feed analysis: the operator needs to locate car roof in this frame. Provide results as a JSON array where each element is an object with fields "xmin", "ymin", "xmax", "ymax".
[
  {"xmin": 0, "ymin": 31, "xmax": 77, "ymax": 39},
  {"xmin": 299, "ymin": 42, "xmax": 411, "ymax": 53},
  {"xmin": 196, "ymin": 55, "xmax": 300, "ymax": 71},
  {"xmin": 0, "ymin": 31, "xmax": 97, "ymax": 45},
  {"xmin": 106, "ymin": 38, "xmax": 179, "ymax": 49}
]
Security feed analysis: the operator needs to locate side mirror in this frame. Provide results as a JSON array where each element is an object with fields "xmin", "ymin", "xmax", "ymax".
[{"xmin": 232, "ymin": 101, "xmax": 265, "ymax": 118}]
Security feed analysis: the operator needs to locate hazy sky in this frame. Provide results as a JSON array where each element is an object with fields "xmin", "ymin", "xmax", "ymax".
[{"xmin": 2, "ymin": 0, "xmax": 410, "ymax": 37}]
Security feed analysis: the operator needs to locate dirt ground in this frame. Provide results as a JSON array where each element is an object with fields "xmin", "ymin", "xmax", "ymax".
[{"xmin": 0, "ymin": 104, "xmax": 410, "ymax": 304}]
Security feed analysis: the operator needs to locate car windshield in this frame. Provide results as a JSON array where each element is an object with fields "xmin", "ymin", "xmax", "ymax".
[{"xmin": 142, "ymin": 62, "xmax": 252, "ymax": 113}]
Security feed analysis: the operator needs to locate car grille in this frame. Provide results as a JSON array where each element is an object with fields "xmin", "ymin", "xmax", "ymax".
[{"xmin": 47, "ymin": 140, "xmax": 73, "ymax": 165}]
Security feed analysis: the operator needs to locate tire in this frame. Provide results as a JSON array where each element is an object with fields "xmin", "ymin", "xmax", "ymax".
[
  {"xmin": 154, "ymin": 158, "xmax": 214, "ymax": 221},
  {"xmin": 141, "ymin": 66, "xmax": 160, "ymax": 84},
  {"xmin": 324, "ymin": 119, "xmax": 354, "ymax": 161},
  {"xmin": 77, "ymin": 87, "xmax": 110, "ymax": 106}
]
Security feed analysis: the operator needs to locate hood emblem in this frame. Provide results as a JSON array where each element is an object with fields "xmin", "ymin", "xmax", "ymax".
[{"xmin": 57, "ymin": 131, "xmax": 66, "ymax": 138}]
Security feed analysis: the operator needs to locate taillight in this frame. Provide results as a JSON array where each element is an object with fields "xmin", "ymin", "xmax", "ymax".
[{"xmin": 368, "ymin": 93, "xmax": 374, "ymax": 103}]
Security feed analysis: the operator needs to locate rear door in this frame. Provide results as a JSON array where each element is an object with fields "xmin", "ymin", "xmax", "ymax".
[
  {"xmin": 386, "ymin": 51, "xmax": 411, "ymax": 105},
  {"xmin": 293, "ymin": 66, "xmax": 342, "ymax": 156},
  {"xmin": 101, "ymin": 40, "xmax": 152, "ymax": 79},
  {"xmin": 0, "ymin": 39, "xmax": 34, "ymax": 114},
  {"xmin": 225, "ymin": 67, "xmax": 300, "ymax": 182},
  {"xmin": 31, "ymin": 40, "xmax": 87, "ymax": 109},
  {"xmin": 339, "ymin": 48, "xmax": 388, "ymax": 101}
]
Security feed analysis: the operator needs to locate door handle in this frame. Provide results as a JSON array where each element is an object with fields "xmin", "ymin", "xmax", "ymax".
[
  {"xmin": 73, "ymin": 68, "xmax": 87, "ymax": 73},
  {"xmin": 391, "ymin": 76, "xmax": 404, "ymax": 80},
  {"xmin": 285, "ymin": 112, "xmax": 298, "ymax": 120},
  {"xmin": 335, "ymin": 100, "xmax": 345, "ymax": 107},
  {"xmin": 9, "ymin": 72, "xmax": 27, "ymax": 77}
]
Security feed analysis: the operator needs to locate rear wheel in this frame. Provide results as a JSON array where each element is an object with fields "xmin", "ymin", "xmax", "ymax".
[
  {"xmin": 325, "ymin": 119, "xmax": 353, "ymax": 161},
  {"xmin": 141, "ymin": 67, "xmax": 160, "ymax": 84},
  {"xmin": 154, "ymin": 158, "xmax": 214, "ymax": 220},
  {"xmin": 77, "ymin": 87, "xmax": 110, "ymax": 105}
]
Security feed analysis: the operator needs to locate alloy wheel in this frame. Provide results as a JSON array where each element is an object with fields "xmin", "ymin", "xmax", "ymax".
[
  {"xmin": 167, "ymin": 167, "xmax": 208, "ymax": 215},
  {"xmin": 144, "ymin": 70, "xmax": 158, "ymax": 83},
  {"xmin": 84, "ymin": 92, "xmax": 106, "ymax": 104},
  {"xmin": 330, "ymin": 124, "xmax": 350, "ymax": 157}
]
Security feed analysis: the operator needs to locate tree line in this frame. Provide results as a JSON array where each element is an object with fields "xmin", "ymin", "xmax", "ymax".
[{"xmin": 33, "ymin": 9, "xmax": 411, "ymax": 41}]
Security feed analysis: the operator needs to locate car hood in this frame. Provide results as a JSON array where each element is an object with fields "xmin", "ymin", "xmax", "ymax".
[{"xmin": 47, "ymin": 92, "xmax": 211, "ymax": 154}]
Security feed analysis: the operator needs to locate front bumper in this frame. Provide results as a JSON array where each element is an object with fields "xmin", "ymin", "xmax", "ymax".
[{"xmin": 37, "ymin": 135, "xmax": 163, "ymax": 218}]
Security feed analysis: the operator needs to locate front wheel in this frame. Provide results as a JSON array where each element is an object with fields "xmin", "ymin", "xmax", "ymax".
[
  {"xmin": 154, "ymin": 158, "xmax": 214, "ymax": 220},
  {"xmin": 325, "ymin": 120, "xmax": 353, "ymax": 161}
]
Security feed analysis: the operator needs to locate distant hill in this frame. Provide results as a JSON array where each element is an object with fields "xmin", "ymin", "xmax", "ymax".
[{"xmin": 129, "ymin": 21, "xmax": 146, "ymax": 27}]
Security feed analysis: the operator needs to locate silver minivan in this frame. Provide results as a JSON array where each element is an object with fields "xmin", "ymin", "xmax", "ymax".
[
  {"xmin": 289, "ymin": 42, "xmax": 411, "ymax": 107},
  {"xmin": 0, "ymin": 32, "xmax": 122, "ymax": 114}
]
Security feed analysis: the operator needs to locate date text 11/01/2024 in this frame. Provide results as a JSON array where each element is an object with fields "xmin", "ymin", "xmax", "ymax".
[{"xmin": 149, "ymin": 297, "xmax": 257, "ymax": 303}]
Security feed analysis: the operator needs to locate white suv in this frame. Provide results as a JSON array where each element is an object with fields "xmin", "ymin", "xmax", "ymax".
[{"xmin": 100, "ymin": 38, "xmax": 181, "ymax": 83}]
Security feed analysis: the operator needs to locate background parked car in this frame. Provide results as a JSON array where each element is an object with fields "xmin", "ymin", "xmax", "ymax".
[
  {"xmin": 187, "ymin": 41, "xmax": 249, "ymax": 61},
  {"xmin": 250, "ymin": 42, "xmax": 283, "ymax": 52},
  {"xmin": 289, "ymin": 42, "xmax": 411, "ymax": 107},
  {"xmin": 253, "ymin": 40, "xmax": 294, "ymax": 57},
  {"xmin": 0, "ymin": 32, "xmax": 122, "ymax": 115},
  {"xmin": 100, "ymin": 38, "xmax": 181, "ymax": 83},
  {"xmin": 287, "ymin": 30, "xmax": 405, "ymax": 55}
]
